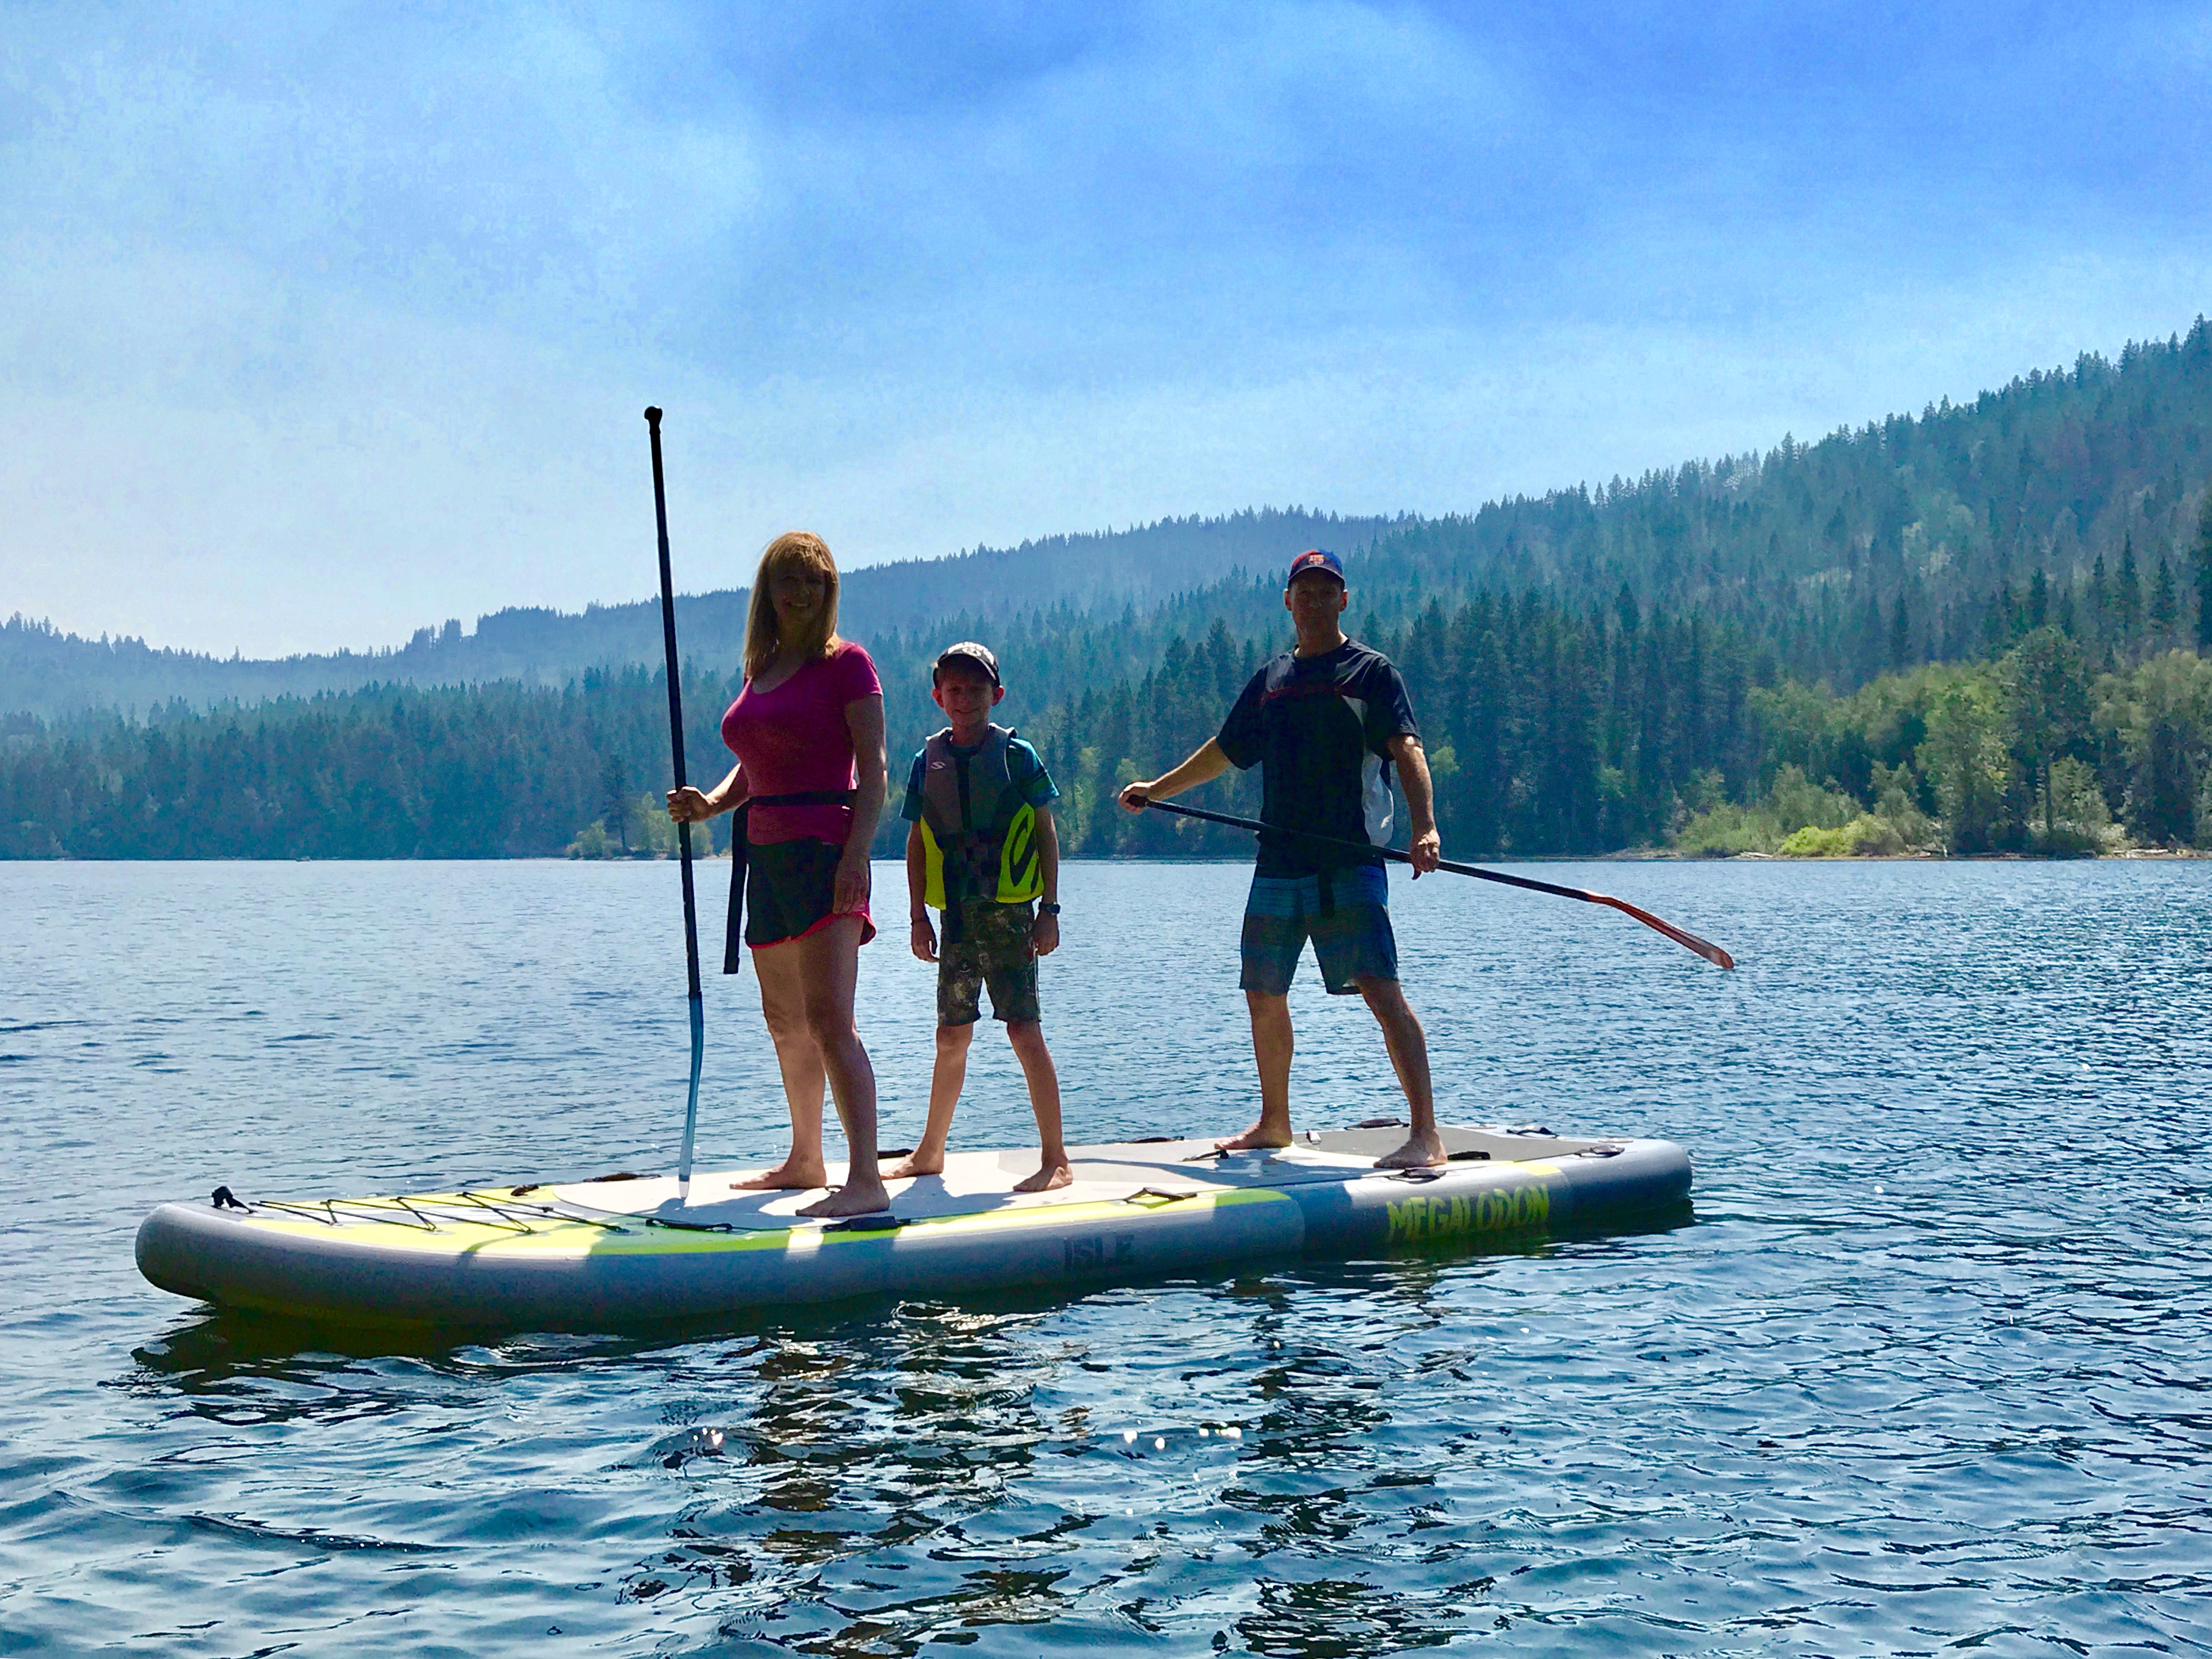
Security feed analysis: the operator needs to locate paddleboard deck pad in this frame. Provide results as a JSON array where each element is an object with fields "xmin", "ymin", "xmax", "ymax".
[{"xmin": 137, "ymin": 1122, "xmax": 1690, "ymax": 1328}]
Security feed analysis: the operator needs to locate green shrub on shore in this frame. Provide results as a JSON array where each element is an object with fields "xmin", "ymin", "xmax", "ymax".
[
  {"xmin": 567, "ymin": 821, "xmax": 616, "ymax": 859},
  {"xmin": 1675, "ymin": 765, "xmax": 1872, "ymax": 856},
  {"xmin": 1673, "ymin": 799, "xmax": 1783, "ymax": 857},
  {"xmin": 1777, "ymin": 815, "xmax": 1911, "ymax": 857},
  {"xmin": 568, "ymin": 795, "xmax": 679, "ymax": 860},
  {"xmin": 1668, "ymin": 641, "xmax": 2210, "ymax": 857}
]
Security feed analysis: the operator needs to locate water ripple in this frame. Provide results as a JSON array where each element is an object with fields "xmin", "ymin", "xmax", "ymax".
[{"xmin": 0, "ymin": 859, "xmax": 2207, "ymax": 1654}]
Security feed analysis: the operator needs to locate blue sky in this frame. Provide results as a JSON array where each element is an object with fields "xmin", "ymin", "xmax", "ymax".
[{"xmin": 5, "ymin": 2, "xmax": 2209, "ymax": 654}]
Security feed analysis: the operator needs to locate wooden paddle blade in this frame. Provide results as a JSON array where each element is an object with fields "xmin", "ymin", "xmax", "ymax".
[{"xmin": 1597, "ymin": 895, "xmax": 1736, "ymax": 969}]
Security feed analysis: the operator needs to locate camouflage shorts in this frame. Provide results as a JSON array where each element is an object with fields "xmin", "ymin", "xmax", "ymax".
[{"xmin": 937, "ymin": 899, "xmax": 1040, "ymax": 1026}]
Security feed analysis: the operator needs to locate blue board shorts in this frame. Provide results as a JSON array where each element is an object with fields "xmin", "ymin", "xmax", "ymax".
[{"xmin": 1239, "ymin": 864, "xmax": 1396, "ymax": 997}]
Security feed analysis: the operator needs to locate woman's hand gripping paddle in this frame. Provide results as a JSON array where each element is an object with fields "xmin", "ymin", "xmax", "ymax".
[
  {"xmin": 1141, "ymin": 799, "xmax": 1735, "ymax": 970},
  {"xmin": 645, "ymin": 408, "xmax": 707, "ymax": 1198}
]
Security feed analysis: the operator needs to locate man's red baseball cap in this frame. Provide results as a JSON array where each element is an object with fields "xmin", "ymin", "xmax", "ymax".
[{"xmin": 1285, "ymin": 549, "xmax": 1346, "ymax": 587}]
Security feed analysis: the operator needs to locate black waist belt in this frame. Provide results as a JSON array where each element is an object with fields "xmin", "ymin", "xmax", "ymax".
[{"xmin": 725, "ymin": 790, "xmax": 856, "ymax": 974}]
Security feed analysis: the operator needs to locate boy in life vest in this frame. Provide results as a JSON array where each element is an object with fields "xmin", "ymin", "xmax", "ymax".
[{"xmin": 894, "ymin": 642, "xmax": 1071, "ymax": 1192}]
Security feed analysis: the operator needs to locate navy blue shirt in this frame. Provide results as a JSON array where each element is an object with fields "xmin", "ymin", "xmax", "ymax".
[{"xmin": 1215, "ymin": 638, "xmax": 1419, "ymax": 878}]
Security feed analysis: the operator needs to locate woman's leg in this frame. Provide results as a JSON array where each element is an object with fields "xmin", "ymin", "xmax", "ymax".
[
  {"xmin": 777, "ymin": 917, "xmax": 891, "ymax": 1218},
  {"xmin": 731, "ymin": 940, "xmax": 829, "ymax": 1190}
]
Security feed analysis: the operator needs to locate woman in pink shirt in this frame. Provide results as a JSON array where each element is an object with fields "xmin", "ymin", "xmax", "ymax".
[{"xmin": 668, "ymin": 531, "xmax": 890, "ymax": 1219}]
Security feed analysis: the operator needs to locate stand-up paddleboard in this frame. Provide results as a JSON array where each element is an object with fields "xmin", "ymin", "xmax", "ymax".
[{"xmin": 136, "ymin": 1121, "xmax": 1690, "ymax": 1330}]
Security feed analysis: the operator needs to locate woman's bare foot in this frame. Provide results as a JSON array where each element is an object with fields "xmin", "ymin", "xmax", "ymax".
[
  {"xmin": 796, "ymin": 1178, "xmax": 893, "ymax": 1219},
  {"xmin": 729, "ymin": 1160, "xmax": 827, "ymax": 1191},
  {"xmin": 1374, "ymin": 1131, "xmax": 1446, "ymax": 1170},
  {"xmin": 1216, "ymin": 1120, "xmax": 1293, "ymax": 1151},
  {"xmin": 887, "ymin": 1151, "xmax": 945, "ymax": 1181},
  {"xmin": 1012, "ymin": 1162, "xmax": 1073, "ymax": 1193}
]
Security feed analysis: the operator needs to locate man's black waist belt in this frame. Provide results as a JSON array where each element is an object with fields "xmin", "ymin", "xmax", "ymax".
[{"xmin": 725, "ymin": 790, "xmax": 857, "ymax": 974}]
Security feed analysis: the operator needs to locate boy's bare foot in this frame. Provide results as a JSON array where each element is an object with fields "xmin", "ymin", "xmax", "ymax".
[
  {"xmin": 796, "ymin": 1178, "xmax": 893, "ymax": 1219},
  {"xmin": 1374, "ymin": 1131, "xmax": 1446, "ymax": 1170},
  {"xmin": 1013, "ymin": 1162, "xmax": 1073, "ymax": 1193},
  {"xmin": 729, "ymin": 1160, "xmax": 828, "ymax": 1191},
  {"xmin": 887, "ymin": 1152, "xmax": 945, "ymax": 1181},
  {"xmin": 1217, "ymin": 1121, "xmax": 1293, "ymax": 1151}
]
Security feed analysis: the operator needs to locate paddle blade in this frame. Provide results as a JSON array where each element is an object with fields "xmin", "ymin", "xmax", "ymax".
[
  {"xmin": 1597, "ymin": 895, "xmax": 1736, "ymax": 970},
  {"xmin": 677, "ymin": 995, "xmax": 705, "ymax": 1194}
]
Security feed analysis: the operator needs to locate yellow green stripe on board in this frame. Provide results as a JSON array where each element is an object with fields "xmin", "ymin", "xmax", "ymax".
[{"xmin": 235, "ymin": 1185, "xmax": 1297, "ymax": 1259}]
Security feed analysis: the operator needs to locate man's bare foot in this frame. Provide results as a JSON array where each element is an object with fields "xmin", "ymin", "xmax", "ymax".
[
  {"xmin": 796, "ymin": 1179, "xmax": 893, "ymax": 1219},
  {"xmin": 729, "ymin": 1160, "xmax": 827, "ymax": 1191},
  {"xmin": 1374, "ymin": 1132, "xmax": 1446, "ymax": 1170},
  {"xmin": 1217, "ymin": 1121, "xmax": 1293, "ymax": 1151},
  {"xmin": 1012, "ymin": 1162, "xmax": 1073, "ymax": 1193},
  {"xmin": 887, "ymin": 1152, "xmax": 945, "ymax": 1181}
]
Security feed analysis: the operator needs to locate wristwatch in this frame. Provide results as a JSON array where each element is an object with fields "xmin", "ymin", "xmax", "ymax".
[{"xmin": 1038, "ymin": 902, "xmax": 1062, "ymax": 914}]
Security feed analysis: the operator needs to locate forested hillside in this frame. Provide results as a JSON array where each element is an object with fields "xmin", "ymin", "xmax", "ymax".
[
  {"xmin": 7, "ymin": 550, "xmax": 2207, "ymax": 863},
  {"xmin": 7, "ymin": 325, "xmax": 2212, "ymax": 860},
  {"xmin": 1, "ymin": 508, "xmax": 1402, "ymax": 720}
]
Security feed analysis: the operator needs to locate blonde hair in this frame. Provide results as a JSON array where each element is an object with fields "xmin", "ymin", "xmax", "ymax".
[{"xmin": 742, "ymin": 531, "xmax": 843, "ymax": 681}]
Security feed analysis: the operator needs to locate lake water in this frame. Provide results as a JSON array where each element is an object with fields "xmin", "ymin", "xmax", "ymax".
[{"xmin": 2, "ymin": 857, "xmax": 2208, "ymax": 1657}]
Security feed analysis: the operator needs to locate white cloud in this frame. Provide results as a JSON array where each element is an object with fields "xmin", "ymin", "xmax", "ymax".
[{"xmin": 5, "ymin": 3, "xmax": 2210, "ymax": 653}]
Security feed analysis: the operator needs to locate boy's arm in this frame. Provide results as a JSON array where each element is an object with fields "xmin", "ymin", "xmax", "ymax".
[
  {"xmin": 1031, "ymin": 804, "xmax": 1059, "ymax": 956},
  {"xmin": 905, "ymin": 820, "xmax": 937, "ymax": 962}
]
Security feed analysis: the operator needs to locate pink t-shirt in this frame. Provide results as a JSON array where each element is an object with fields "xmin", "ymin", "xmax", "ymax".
[{"xmin": 720, "ymin": 641, "xmax": 883, "ymax": 846}]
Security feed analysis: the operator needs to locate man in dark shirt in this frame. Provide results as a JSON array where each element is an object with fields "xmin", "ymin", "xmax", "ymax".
[{"xmin": 1119, "ymin": 549, "xmax": 1445, "ymax": 1170}]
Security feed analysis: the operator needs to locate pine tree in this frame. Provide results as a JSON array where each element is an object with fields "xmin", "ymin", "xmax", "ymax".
[
  {"xmin": 2149, "ymin": 555, "xmax": 2177, "ymax": 644},
  {"xmin": 2088, "ymin": 554, "xmax": 2110, "ymax": 654},
  {"xmin": 2196, "ymin": 497, "xmax": 2212, "ymax": 652},
  {"xmin": 1857, "ymin": 591, "xmax": 1885, "ymax": 684},
  {"xmin": 2117, "ymin": 535, "xmax": 2141, "ymax": 650},
  {"xmin": 599, "ymin": 752, "xmax": 630, "ymax": 851},
  {"xmin": 1982, "ymin": 582, "xmax": 2016, "ymax": 656}
]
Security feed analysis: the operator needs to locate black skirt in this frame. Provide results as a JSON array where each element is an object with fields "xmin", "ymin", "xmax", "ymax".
[
  {"xmin": 721, "ymin": 790, "xmax": 863, "ymax": 972},
  {"xmin": 729, "ymin": 836, "xmax": 877, "ymax": 964}
]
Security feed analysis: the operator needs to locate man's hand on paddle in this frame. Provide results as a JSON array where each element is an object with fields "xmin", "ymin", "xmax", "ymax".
[{"xmin": 1119, "ymin": 741, "xmax": 1232, "ymax": 814}]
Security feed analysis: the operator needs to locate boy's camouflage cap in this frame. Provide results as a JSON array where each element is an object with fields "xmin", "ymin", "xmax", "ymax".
[{"xmin": 933, "ymin": 641, "xmax": 1001, "ymax": 684}]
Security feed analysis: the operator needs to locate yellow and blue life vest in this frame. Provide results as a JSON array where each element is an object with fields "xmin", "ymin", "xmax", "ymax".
[{"xmin": 918, "ymin": 725, "xmax": 1044, "ymax": 909}]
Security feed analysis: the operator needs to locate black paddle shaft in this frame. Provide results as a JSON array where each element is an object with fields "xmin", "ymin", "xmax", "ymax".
[
  {"xmin": 644, "ymin": 408, "xmax": 702, "ymax": 1003},
  {"xmin": 1139, "ymin": 797, "xmax": 1735, "ymax": 968},
  {"xmin": 1143, "ymin": 798, "xmax": 1575, "ymax": 896}
]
